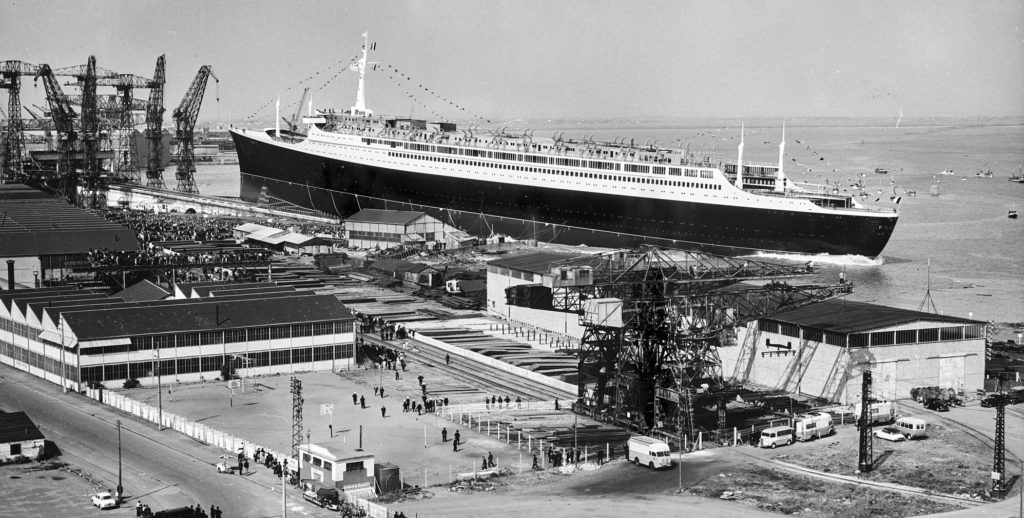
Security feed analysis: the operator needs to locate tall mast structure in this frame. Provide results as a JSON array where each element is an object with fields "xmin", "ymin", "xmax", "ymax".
[
  {"xmin": 0, "ymin": 61, "xmax": 39, "ymax": 183},
  {"xmin": 172, "ymin": 65, "xmax": 217, "ymax": 193},
  {"xmin": 145, "ymin": 55, "xmax": 166, "ymax": 189}
]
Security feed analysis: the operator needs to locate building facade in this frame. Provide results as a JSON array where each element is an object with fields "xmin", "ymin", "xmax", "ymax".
[
  {"xmin": 0, "ymin": 411, "xmax": 45, "ymax": 461},
  {"xmin": 719, "ymin": 300, "xmax": 986, "ymax": 403},
  {"xmin": 0, "ymin": 287, "xmax": 356, "ymax": 391},
  {"xmin": 345, "ymin": 209, "xmax": 447, "ymax": 250}
]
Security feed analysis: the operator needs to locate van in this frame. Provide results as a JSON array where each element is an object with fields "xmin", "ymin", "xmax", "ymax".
[
  {"xmin": 793, "ymin": 412, "xmax": 835, "ymax": 441},
  {"xmin": 852, "ymin": 400, "xmax": 894, "ymax": 425},
  {"xmin": 759, "ymin": 426, "xmax": 793, "ymax": 448},
  {"xmin": 894, "ymin": 417, "xmax": 928, "ymax": 439},
  {"xmin": 627, "ymin": 435, "xmax": 672, "ymax": 470}
]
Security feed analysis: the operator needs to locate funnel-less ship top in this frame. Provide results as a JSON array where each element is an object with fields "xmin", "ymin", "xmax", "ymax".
[{"xmin": 231, "ymin": 34, "xmax": 899, "ymax": 257}]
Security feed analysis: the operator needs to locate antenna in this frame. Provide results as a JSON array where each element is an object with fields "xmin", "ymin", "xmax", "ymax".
[{"xmin": 917, "ymin": 258, "xmax": 938, "ymax": 313}]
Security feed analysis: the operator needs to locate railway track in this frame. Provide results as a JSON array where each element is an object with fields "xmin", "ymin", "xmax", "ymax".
[
  {"xmin": 895, "ymin": 400, "xmax": 1021, "ymax": 463},
  {"xmin": 359, "ymin": 332, "xmax": 575, "ymax": 403}
]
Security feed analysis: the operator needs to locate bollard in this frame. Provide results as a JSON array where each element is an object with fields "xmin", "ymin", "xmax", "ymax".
[
  {"xmin": 606, "ymin": 442, "xmax": 609, "ymax": 461},
  {"xmin": 518, "ymin": 430, "xmax": 521, "ymax": 448},
  {"xmin": 734, "ymin": 427, "xmax": 738, "ymax": 446},
  {"xmin": 698, "ymin": 432, "xmax": 703, "ymax": 450},
  {"xmin": 487, "ymin": 419, "xmax": 490, "ymax": 436}
]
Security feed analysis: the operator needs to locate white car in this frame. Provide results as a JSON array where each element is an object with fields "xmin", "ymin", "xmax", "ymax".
[
  {"xmin": 874, "ymin": 426, "xmax": 907, "ymax": 442},
  {"xmin": 91, "ymin": 492, "xmax": 118, "ymax": 509}
]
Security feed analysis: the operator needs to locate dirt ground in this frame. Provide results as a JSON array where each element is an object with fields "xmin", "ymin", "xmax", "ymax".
[{"xmin": 0, "ymin": 460, "xmax": 140, "ymax": 517}]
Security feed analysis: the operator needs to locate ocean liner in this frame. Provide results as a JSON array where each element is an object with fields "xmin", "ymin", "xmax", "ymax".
[{"xmin": 230, "ymin": 35, "xmax": 899, "ymax": 257}]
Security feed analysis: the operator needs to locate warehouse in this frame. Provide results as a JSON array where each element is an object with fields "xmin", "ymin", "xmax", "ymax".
[
  {"xmin": 0, "ymin": 286, "xmax": 356, "ymax": 390},
  {"xmin": 0, "ymin": 184, "xmax": 138, "ymax": 288},
  {"xmin": 485, "ymin": 251, "xmax": 595, "ymax": 338},
  {"xmin": 344, "ymin": 209, "xmax": 447, "ymax": 250},
  {"xmin": 719, "ymin": 299, "xmax": 986, "ymax": 404}
]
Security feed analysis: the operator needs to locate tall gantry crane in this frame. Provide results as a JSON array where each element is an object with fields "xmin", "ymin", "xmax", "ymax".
[
  {"xmin": 1, "ymin": 60, "xmax": 39, "ymax": 183},
  {"xmin": 34, "ymin": 64, "xmax": 79, "ymax": 201},
  {"xmin": 91, "ymin": 72, "xmax": 156, "ymax": 185},
  {"xmin": 506, "ymin": 246, "xmax": 852, "ymax": 436},
  {"xmin": 145, "ymin": 55, "xmax": 166, "ymax": 189},
  {"xmin": 172, "ymin": 65, "xmax": 218, "ymax": 193},
  {"xmin": 54, "ymin": 57, "xmax": 110, "ymax": 206}
]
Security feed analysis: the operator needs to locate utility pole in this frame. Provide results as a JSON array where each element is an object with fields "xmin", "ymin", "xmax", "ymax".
[
  {"xmin": 291, "ymin": 377, "xmax": 303, "ymax": 460},
  {"xmin": 155, "ymin": 349, "xmax": 163, "ymax": 430},
  {"xmin": 991, "ymin": 394, "xmax": 1011, "ymax": 496},
  {"xmin": 116, "ymin": 420, "xmax": 123, "ymax": 503},
  {"xmin": 857, "ymin": 370, "xmax": 873, "ymax": 473}
]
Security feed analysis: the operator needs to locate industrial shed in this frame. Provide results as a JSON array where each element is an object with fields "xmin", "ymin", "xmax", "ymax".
[
  {"xmin": 0, "ymin": 411, "xmax": 45, "ymax": 461},
  {"xmin": 719, "ymin": 299, "xmax": 986, "ymax": 404},
  {"xmin": 344, "ymin": 209, "xmax": 446, "ymax": 250},
  {"xmin": 0, "ymin": 185, "xmax": 138, "ymax": 288}
]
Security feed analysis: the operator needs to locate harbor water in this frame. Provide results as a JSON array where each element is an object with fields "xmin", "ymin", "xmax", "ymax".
[{"xmin": 193, "ymin": 119, "xmax": 1024, "ymax": 325}]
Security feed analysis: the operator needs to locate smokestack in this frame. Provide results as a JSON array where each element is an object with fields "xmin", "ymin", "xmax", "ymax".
[{"xmin": 7, "ymin": 260, "xmax": 14, "ymax": 290}]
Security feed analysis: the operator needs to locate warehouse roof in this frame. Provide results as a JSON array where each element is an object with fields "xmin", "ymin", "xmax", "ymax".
[
  {"xmin": 487, "ymin": 251, "xmax": 590, "ymax": 275},
  {"xmin": 346, "ymin": 209, "xmax": 428, "ymax": 225},
  {"xmin": 0, "ymin": 411, "xmax": 45, "ymax": 444},
  {"xmin": 113, "ymin": 280, "xmax": 170, "ymax": 302},
  {"xmin": 61, "ymin": 293, "xmax": 353, "ymax": 342},
  {"xmin": 0, "ymin": 188, "xmax": 138, "ymax": 256},
  {"xmin": 764, "ymin": 299, "xmax": 984, "ymax": 334}
]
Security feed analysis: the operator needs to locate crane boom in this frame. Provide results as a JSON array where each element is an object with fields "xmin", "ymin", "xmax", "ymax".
[
  {"xmin": 1, "ymin": 60, "xmax": 40, "ymax": 182},
  {"xmin": 34, "ymin": 64, "xmax": 79, "ymax": 200},
  {"xmin": 172, "ymin": 65, "xmax": 218, "ymax": 193},
  {"xmin": 145, "ymin": 55, "xmax": 166, "ymax": 189}
]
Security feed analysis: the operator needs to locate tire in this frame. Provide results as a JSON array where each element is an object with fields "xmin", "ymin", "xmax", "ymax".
[
  {"xmin": 785, "ymin": 439, "xmax": 792, "ymax": 446},
  {"xmin": 770, "ymin": 442, "xmax": 777, "ymax": 449},
  {"xmin": 648, "ymin": 461, "xmax": 655, "ymax": 470},
  {"xmin": 633, "ymin": 457, "xmax": 639, "ymax": 465}
]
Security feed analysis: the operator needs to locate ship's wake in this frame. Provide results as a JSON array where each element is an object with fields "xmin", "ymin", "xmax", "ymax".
[{"xmin": 746, "ymin": 252, "xmax": 885, "ymax": 267}]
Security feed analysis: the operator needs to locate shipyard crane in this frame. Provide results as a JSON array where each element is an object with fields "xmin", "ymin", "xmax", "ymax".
[
  {"xmin": 172, "ymin": 65, "xmax": 218, "ymax": 193},
  {"xmin": 506, "ymin": 246, "xmax": 852, "ymax": 437},
  {"xmin": 90, "ymin": 72, "xmax": 156, "ymax": 184},
  {"xmin": 145, "ymin": 55, "xmax": 166, "ymax": 189},
  {"xmin": 34, "ymin": 64, "xmax": 79, "ymax": 201},
  {"xmin": 281, "ymin": 87, "xmax": 310, "ymax": 136},
  {"xmin": 53, "ymin": 57, "xmax": 107, "ymax": 206},
  {"xmin": 1, "ymin": 60, "xmax": 40, "ymax": 183}
]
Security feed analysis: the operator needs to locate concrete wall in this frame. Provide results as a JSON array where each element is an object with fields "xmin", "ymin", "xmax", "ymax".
[
  {"xmin": 1, "ymin": 438, "xmax": 44, "ymax": 461},
  {"xmin": 721, "ymin": 322, "xmax": 985, "ymax": 404},
  {"xmin": 106, "ymin": 185, "xmax": 338, "ymax": 223}
]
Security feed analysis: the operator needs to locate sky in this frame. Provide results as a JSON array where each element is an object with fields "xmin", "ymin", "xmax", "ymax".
[{"xmin": 2, "ymin": 0, "xmax": 1022, "ymax": 123}]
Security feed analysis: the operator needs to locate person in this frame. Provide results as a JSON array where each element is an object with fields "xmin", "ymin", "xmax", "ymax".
[
  {"xmin": 395, "ymin": 370, "xmax": 400, "ymax": 381},
  {"xmin": 453, "ymin": 430, "xmax": 461, "ymax": 451},
  {"xmin": 418, "ymin": 374, "xmax": 424, "ymax": 386},
  {"xmin": 380, "ymin": 387, "xmax": 385, "ymax": 398},
  {"xmin": 381, "ymin": 406, "xmax": 387, "ymax": 418},
  {"xmin": 555, "ymin": 398, "xmax": 560, "ymax": 410},
  {"xmin": 487, "ymin": 452, "xmax": 495, "ymax": 468},
  {"xmin": 243, "ymin": 459, "xmax": 249, "ymax": 474},
  {"xmin": 482, "ymin": 456, "xmax": 488, "ymax": 470},
  {"xmin": 532, "ymin": 453, "xmax": 540, "ymax": 470},
  {"xmin": 504, "ymin": 395, "xmax": 510, "ymax": 407},
  {"xmin": 445, "ymin": 353, "xmax": 450, "ymax": 365},
  {"xmin": 136, "ymin": 500, "xmax": 144, "ymax": 517},
  {"xmin": 516, "ymin": 396, "xmax": 522, "ymax": 409},
  {"xmin": 360, "ymin": 395, "xmax": 366, "ymax": 409},
  {"xmin": 441, "ymin": 427, "xmax": 448, "ymax": 442},
  {"xmin": 374, "ymin": 386, "xmax": 379, "ymax": 397},
  {"xmin": 597, "ymin": 449, "xmax": 605, "ymax": 465},
  {"xmin": 352, "ymin": 392, "xmax": 358, "ymax": 405}
]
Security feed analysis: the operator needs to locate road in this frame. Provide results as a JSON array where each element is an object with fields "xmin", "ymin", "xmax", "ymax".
[{"xmin": 0, "ymin": 365, "xmax": 326, "ymax": 517}]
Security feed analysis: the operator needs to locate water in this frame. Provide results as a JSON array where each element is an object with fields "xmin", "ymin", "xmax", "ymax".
[{"xmin": 194, "ymin": 119, "xmax": 1024, "ymax": 325}]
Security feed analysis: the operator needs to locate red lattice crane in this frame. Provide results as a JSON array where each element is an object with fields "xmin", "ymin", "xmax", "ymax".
[
  {"xmin": 1, "ymin": 60, "xmax": 40, "ymax": 183},
  {"xmin": 172, "ymin": 65, "xmax": 218, "ymax": 193}
]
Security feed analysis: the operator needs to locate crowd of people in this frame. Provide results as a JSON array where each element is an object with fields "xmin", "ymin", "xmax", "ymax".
[
  {"xmin": 86, "ymin": 247, "xmax": 272, "ymax": 268},
  {"xmin": 104, "ymin": 209, "xmax": 239, "ymax": 246}
]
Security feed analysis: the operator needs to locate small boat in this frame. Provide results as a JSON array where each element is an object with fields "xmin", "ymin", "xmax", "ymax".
[
  {"xmin": 874, "ymin": 167, "xmax": 890, "ymax": 174},
  {"xmin": 1009, "ymin": 163, "xmax": 1023, "ymax": 182},
  {"xmin": 906, "ymin": 190, "xmax": 916, "ymax": 197},
  {"xmin": 1009, "ymin": 210, "xmax": 1018, "ymax": 219},
  {"xmin": 938, "ymin": 169, "xmax": 955, "ymax": 175},
  {"xmin": 976, "ymin": 168, "xmax": 994, "ymax": 178}
]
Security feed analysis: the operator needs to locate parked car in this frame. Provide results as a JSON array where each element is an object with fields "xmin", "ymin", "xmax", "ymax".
[
  {"xmin": 216, "ymin": 462, "xmax": 232, "ymax": 473},
  {"xmin": 759, "ymin": 426, "xmax": 794, "ymax": 448},
  {"xmin": 91, "ymin": 492, "xmax": 118, "ymax": 509},
  {"xmin": 923, "ymin": 397, "xmax": 950, "ymax": 412},
  {"xmin": 873, "ymin": 426, "xmax": 907, "ymax": 442}
]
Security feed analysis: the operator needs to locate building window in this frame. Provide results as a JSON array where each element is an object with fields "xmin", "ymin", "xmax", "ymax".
[
  {"xmin": 271, "ymin": 350, "xmax": 291, "ymax": 365},
  {"xmin": 940, "ymin": 327, "xmax": 964, "ymax": 341},
  {"xmin": 918, "ymin": 328, "xmax": 939, "ymax": 342},
  {"xmin": 271, "ymin": 326, "xmax": 291, "ymax": 340},
  {"xmin": 345, "ymin": 461, "xmax": 363, "ymax": 472},
  {"xmin": 323, "ymin": 461, "xmax": 332, "ymax": 471},
  {"xmin": 779, "ymin": 323, "xmax": 800, "ymax": 338},
  {"xmin": 964, "ymin": 325, "xmax": 984, "ymax": 339},
  {"xmin": 802, "ymin": 328, "xmax": 823, "ymax": 343},
  {"xmin": 895, "ymin": 330, "xmax": 916, "ymax": 344},
  {"xmin": 339, "ymin": 343, "xmax": 354, "ymax": 359},
  {"xmin": 313, "ymin": 457, "xmax": 322, "ymax": 467},
  {"xmin": 10, "ymin": 443, "xmax": 21, "ymax": 456},
  {"xmin": 849, "ymin": 333, "xmax": 869, "ymax": 348},
  {"xmin": 824, "ymin": 332, "xmax": 845, "ymax": 346},
  {"xmin": 292, "ymin": 348, "xmax": 312, "ymax": 364},
  {"xmin": 871, "ymin": 331, "xmax": 894, "ymax": 346}
]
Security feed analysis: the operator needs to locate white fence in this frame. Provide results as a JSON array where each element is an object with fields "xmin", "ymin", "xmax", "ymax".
[{"xmin": 85, "ymin": 388, "xmax": 388, "ymax": 515}]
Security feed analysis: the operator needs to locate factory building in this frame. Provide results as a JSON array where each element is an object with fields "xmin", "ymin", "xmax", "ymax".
[
  {"xmin": 344, "ymin": 209, "xmax": 449, "ymax": 250},
  {"xmin": 720, "ymin": 299, "xmax": 986, "ymax": 404},
  {"xmin": 0, "ymin": 185, "xmax": 138, "ymax": 288},
  {"xmin": 486, "ymin": 251, "xmax": 593, "ymax": 338},
  {"xmin": 232, "ymin": 223, "xmax": 335, "ymax": 255},
  {"xmin": 0, "ymin": 286, "xmax": 356, "ymax": 391}
]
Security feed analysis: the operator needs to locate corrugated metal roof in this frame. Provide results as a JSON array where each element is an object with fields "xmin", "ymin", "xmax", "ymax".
[
  {"xmin": 345, "ymin": 209, "xmax": 428, "ymax": 225},
  {"xmin": 113, "ymin": 280, "xmax": 170, "ymax": 302},
  {"xmin": 233, "ymin": 223, "xmax": 264, "ymax": 234},
  {"xmin": 61, "ymin": 293, "xmax": 353, "ymax": 340},
  {"xmin": 0, "ymin": 191, "xmax": 138, "ymax": 256},
  {"xmin": 765, "ymin": 299, "xmax": 983, "ymax": 334},
  {"xmin": 487, "ymin": 251, "xmax": 589, "ymax": 275},
  {"xmin": 0, "ymin": 411, "xmax": 45, "ymax": 444}
]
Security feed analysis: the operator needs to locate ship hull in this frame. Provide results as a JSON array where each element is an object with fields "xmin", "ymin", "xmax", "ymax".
[{"xmin": 231, "ymin": 130, "xmax": 897, "ymax": 257}]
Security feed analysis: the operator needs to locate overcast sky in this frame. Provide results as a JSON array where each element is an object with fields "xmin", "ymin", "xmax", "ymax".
[{"xmin": 3, "ymin": 0, "xmax": 1022, "ymax": 123}]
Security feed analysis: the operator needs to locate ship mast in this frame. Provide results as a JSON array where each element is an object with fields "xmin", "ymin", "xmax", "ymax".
[
  {"xmin": 774, "ymin": 123, "xmax": 786, "ymax": 192},
  {"xmin": 735, "ymin": 123, "xmax": 744, "ymax": 188},
  {"xmin": 350, "ymin": 31, "xmax": 373, "ymax": 116}
]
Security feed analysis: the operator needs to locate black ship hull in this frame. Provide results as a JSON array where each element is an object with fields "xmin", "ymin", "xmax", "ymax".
[{"xmin": 231, "ymin": 130, "xmax": 898, "ymax": 257}]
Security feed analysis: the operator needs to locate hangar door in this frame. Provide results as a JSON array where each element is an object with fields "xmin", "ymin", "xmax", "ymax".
[
  {"xmin": 874, "ymin": 361, "xmax": 898, "ymax": 401},
  {"xmin": 939, "ymin": 356, "xmax": 965, "ymax": 392}
]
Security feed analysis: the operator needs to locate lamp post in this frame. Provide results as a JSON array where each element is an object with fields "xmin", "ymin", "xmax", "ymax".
[
  {"xmin": 116, "ymin": 420, "xmax": 123, "ymax": 503},
  {"xmin": 154, "ymin": 348, "xmax": 163, "ymax": 431}
]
